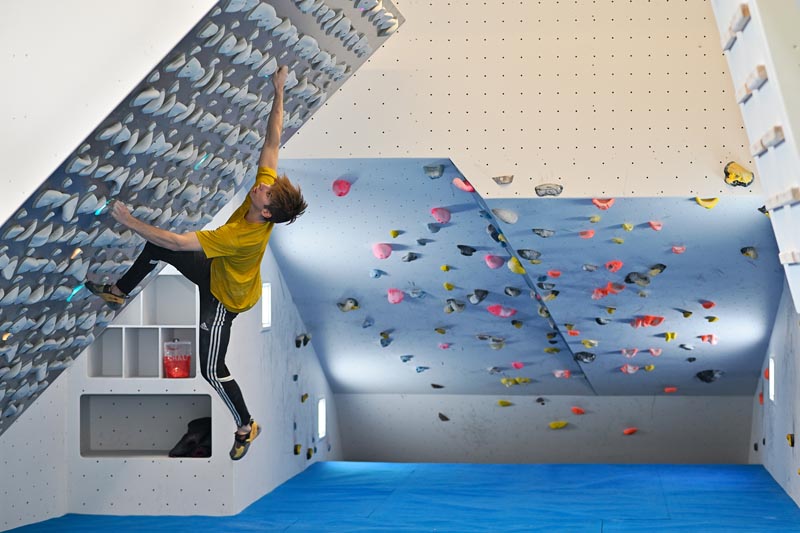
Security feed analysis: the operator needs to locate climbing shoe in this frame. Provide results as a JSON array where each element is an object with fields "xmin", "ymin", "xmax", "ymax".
[
  {"xmin": 84, "ymin": 280, "xmax": 126, "ymax": 310},
  {"xmin": 230, "ymin": 420, "xmax": 261, "ymax": 461}
]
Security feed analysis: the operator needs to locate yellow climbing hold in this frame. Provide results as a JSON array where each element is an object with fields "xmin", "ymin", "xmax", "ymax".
[
  {"xmin": 515, "ymin": 377, "xmax": 531, "ymax": 384},
  {"xmin": 665, "ymin": 332, "xmax": 677, "ymax": 342},
  {"xmin": 682, "ymin": 310, "xmax": 693, "ymax": 318},
  {"xmin": 612, "ymin": 237, "xmax": 625, "ymax": 244},
  {"xmin": 529, "ymin": 259, "xmax": 542, "ymax": 265},
  {"xmin": 590, "ymin": 215, "xmax": 602, "ymax": 223},
  {"xmin": 301, "ymin": 393, "xmax": 309, "ymax": 402},
  {"xmin": 695, "ymin": 197, "xmax": 719, "ymax": 209},
  {"xmin": 501, "ymin": 378, "xmax": 515, "ymax": 387},
  {"xmin": 435, "ymin": 327, "xmax": 446, "ymax": 335},
  {"xmin": 544, "ymin": 347, "xmax": 561, "ymax": 354},
  {"xmin": 512, "ymin": 320, "xmax": 523, "ymax": 329},
  {"xmin": 644, "ymin": 364, "xmax": 655, "ymax": 372},
  {"xmin": 497, "ymin": 400, "xmax": 513, "ymax": 407},
  {"xmin": 508, "ymin": 256, "xmax": 526, "ymax": 274},
  {"xmin": 706, "ymin": 316, "xmax": 718, "ymax": 323},
  {"xmin": 606, "ymin": 307, "xmax": 616, "ymax": 315},
  {"xmin": 547, "ymin": 332, "xmax": 558, "ymax": 340},
  {"xmin": 622, "ymin": 223, "xmax": 634, "ymax": 232},
  {"xmin": 549, "ymin": 421, "xmax": 568, "ymax": 430},
  {"xmin": 443, "ymin": 282, "xmax": 455, "ymax": 291},
  {"xmin": 440, "ymin": 264, "xmax": 450, "ymax": 272},
  {"xmin": 390, "ymin": 229, "xmax": 400, "ymax": 238},
  {"xmin": 543, "ymin": 292, "xmax": 559, "ymax": 302},
  {"xmin": 581, "ymin": 339, "xmax": 599, "ymax": 348}
]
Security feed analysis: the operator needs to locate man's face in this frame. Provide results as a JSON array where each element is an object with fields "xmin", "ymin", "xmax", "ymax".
[{"xmin": 250, "ymin": 182, "xmax": 273, "ymax": 213}]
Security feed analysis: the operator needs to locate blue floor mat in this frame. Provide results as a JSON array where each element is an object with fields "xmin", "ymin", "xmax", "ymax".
[{"xmin": 12, "ymin": 462, "xmax": 800, "ymax": 532}]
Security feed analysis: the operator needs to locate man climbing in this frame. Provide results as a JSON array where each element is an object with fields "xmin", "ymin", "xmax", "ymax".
[{"xmin": 85, "ymin": 65, "xmax": 307, "ymax": 460}]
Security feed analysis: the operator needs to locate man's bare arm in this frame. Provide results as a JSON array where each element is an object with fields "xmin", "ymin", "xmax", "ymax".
[
  {"xmin": 111, "ymin": 201, "xmax": 202, "ymax": 252},
  {"xmin": 258, "ymin": 65, "xmax": 288, "ymax": 170}
]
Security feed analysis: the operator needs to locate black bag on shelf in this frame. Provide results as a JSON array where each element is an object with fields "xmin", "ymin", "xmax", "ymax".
[{"xmin": 169, "ymin": 417, "xmax": 212, "ymax": 457}]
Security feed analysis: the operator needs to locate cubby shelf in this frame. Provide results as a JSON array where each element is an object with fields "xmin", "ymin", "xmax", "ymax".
[{"xmin": 79, "ymin": 272, "xmax": 209, "ymax": 458}]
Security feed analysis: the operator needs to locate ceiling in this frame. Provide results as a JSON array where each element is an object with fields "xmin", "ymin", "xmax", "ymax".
[{"xmin": 270, "ymin": 157, "xmax": 783, "ymax": 396}]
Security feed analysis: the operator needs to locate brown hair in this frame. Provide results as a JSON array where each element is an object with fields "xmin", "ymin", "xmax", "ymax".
[{"xmin": 267, "ymin": 174, "xmax": 307, "ymax": 224}]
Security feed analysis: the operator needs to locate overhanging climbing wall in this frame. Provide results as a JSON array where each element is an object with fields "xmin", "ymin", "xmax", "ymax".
[{"xmin": 0, "ymin": 0, "xmax": 404, "ymax": 439}]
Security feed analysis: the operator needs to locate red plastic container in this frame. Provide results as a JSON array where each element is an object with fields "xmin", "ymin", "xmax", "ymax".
[{"xmin": 164, "ymin": 340, "xmax": 192, "ymax": 378}]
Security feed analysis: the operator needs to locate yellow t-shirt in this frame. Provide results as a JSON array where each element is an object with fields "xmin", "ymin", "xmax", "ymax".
[{"xmin": 196, "ymin": 167, "xmax": 276, "ymax": 313}]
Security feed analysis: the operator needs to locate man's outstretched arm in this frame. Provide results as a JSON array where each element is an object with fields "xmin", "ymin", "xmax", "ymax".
[
  {"xmin": 111, "ymin": 201, "xmax": 202, "ymax": 252},
  {"xmin": 258, "ymin": 65, "xmax": 288, "ymax": 170}
]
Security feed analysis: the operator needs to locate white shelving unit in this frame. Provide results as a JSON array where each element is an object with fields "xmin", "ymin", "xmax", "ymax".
[
  {"xmin": 711, "ymin": 0, "xmax": 800, "ymax": 311},
  {"xmin": 77, "ymin": 273, "xmax": 213, "ymax": 458}
]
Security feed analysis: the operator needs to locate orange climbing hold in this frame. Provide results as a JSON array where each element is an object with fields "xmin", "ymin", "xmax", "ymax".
[
  {"xmin": 648, "ymin": 221, "xmax": 663, "ymax": 231},
  {"xmin": 571, "ymin": 406, "xmax": 585, "ymax": 415},
  {"xmin": 567, "ymin": 330, "xmax": 580, "ymax": 337},
  {"xmin": 605, "ymin": 260, "xmax": 623, "ymax": 273},
  {"xmin": 553, "ymin": 370, "xmax": 571, "ymax": 379},
  {"xmin": 664, "ymin": 386, "xmax": 678, "ymax": 394},
  {"xmin": 547, "ymin": 270, "xmax": 561, "ymax": 278},
  {"xmin": 623, "ymin": 427, "xmax": 638, "ymax": 435},
  {"xmin": 701, "ymin": 300, "xmax": 716, "ymax": 309},
  {"xmin": 579, "ymin": 229, "xmax": 595, "ymax": 239},
  {"xmin": 592, "ymin": 198, "xmax": 615, "ymax": 210}
]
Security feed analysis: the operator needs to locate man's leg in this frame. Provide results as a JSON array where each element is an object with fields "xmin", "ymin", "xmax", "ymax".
[{"xmin": 197, "ymin": 291, "xmax": 260, "ymax": 460}]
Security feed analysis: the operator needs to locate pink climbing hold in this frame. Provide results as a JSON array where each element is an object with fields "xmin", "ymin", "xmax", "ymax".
[
  {"xmin": 372, "ymin": 243, "xmax": 392, "ymax": 259},
  {"xmin": 484, "ymin": 255, "xmax": 505, "ymax": 269},
  {"xmin": 332, "ymin": 179, "xmax": 351, "ymax": 197},
  {"xmin": 487, "ymin": 304, "xmax": 517, "ymax": 318},
  {"xmin": 649, "ymin": 348, "xmax": 662, "ymax": 357},
  {"xmin": 592, "ymin": 198, "xmax": 615, "ymax": 210},
  {"xmin": 620, "ymin": 364, "xmax": 639, "ymax": 374},
  {"xmin": 700, "ymin": 334, "xmax": 718, "ymax": 345},
  {"xmin": 511, "ymin": 361, "xmax": 524, "ymax": 370},
  {"xmin": 553, "ymin": 370, "xmax": 571, "ymax": 379},
  {"xmin": 579, "ymin": 229, "xmax": 595, "ymax": 239},
  {"xmin": 430, "ymin": 207, "xmax": 451, "ymax": 224},
  {"xmin": 621, "ymin": 348, "xmax": 638, "ymax": 358},
  {"xmin": 672, "ymin": 245, "xmax": 686, "ymax": 254},
  {"xmin": 387, "ymin": 288, "xmax": 404, "ymax": 304},
  {"xmin": 439, "ymin": 343, "xmax": 451, "ymax": 350},
  {"xmin": 452, "ymin": 177, "xmax": 475, "ymax": 192},
  {"xmin": 649, "ymin": 221, "xmax": 663, "ymax": 231}
]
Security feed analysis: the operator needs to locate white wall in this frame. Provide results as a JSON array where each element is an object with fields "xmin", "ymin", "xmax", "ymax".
[
  {"xmin": 0, "ymin": 378, "xmax": 68, "ymax": 531},
  {"xmin": 337, "ymin": 393, "xmax": 752, "ymax": 464},
  {"xmin": 229, "ymin": 246, "xmax": 343, "ymax": 511},
  {"xmin": 750, "ymin": 282, "xmax": 800, "ymax": 506},
  {"xmin": 0, "ymin": 0, "xmax": 217, "ymax": 224}
]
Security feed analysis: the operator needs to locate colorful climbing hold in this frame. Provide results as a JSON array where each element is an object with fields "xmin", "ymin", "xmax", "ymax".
[
  {"xmin": 700, "ymin": 334, "xmax": 718, "ymax": 345},
  {"xmin": 487, "ymin": 304, "xmax": 517, "ymax": 318},
  {"xmin": 644, "ymin": 364, "xmax": 655, "ymax": 372},
  {"xmin": 332, "ymin": 179, "xmax": 351, "ymax": 197},
  {"xmin": 621, "ymin": 364, "xmax": 639, "ymax": 374},
  {"xmin": 571, "ymin": 406, "xmax": 586, "ymax": 415},
  {"xmin": 623, "ymin": 427, "xmax": 638, "ymax": 435},
  {"xmin": 649, "ymin": 348, "xmax": 662, "ymax": 357},
  {"xmin": 592, "ymin": 198, "xmax": 615, "ymax": 210},
  {"xmin": 507, "ymin": 257, "xmax": 526, "ymax": 274},
  {"xmin": 512, "ymin": 320, "xmax": 523, "ymax": 329},
  {"xmin": 649, "ymin": 221, "xmax": 663, "ymax": 231},
  {"xmin": 605, "ymin": 260, "xmax": 624, "ymax": 273},
  {"xmin": 700, "ymin": 300, "xmax": 716, "ymax": 309},
  {"xmin": 622, "ymin": 223, "xmax": 634, "ymax": 232},
  {"xmin": 390, "ymin": 229, "xmax": 401, "ymax": 238},
  {"xmin": 387, "ymin": 288, "xmax": 404, "ymax": 304},
  {"xmin": 497, "ymin": 400, "xmax": 513, "ymax": 407},
  {"xmin": 452, "ymin": 177, "xmax": 474, "ymax": 192},
  {"xmin": 443, "ymin": 282, "xmax": 455, "ymax": 291},
  {"xmin": 337, "ymin": 298, "xmax": 359, "ymax": 312},
  {"xmin": 741, "ymin": 246, "xmax": 758, "ymax": 259},
  {"xmin": 430, "ymin": 207, "xmax": 451, "ymax": 224},
  {"xmin": 372, "ymin": 243, "xmax": 392, "ymax": 259},
  {"xmin": 664, "ymin": 386, "xmax": 678, "ymax": 394},
  {"xmin": 511, "ymin": 361, "xmax": 524, "ymax": 370},
  {"xmin": 589, "ymin": 215, "xmax": 602, "ymax": 223},
  {"xmin": 579, "ymin": 229, "xmax": 595, "ymax": 239},
  {"xmin": 672, "ymin": 245, "xmax": 686, "ymax": 254},
  {"xmin": 621, "ymin": 348, "xmax": 638, "ymax": 358},
  {"xmin": 440, "ymin": 264, "xmax": 450, "ymax": 272},
  {"xmin": 611, "ymin": 237, "xmax": 625, "ymax": 244},
  {"xmin": 553, "ymin": 370, "xmax": 571, "ymax": 379},
  {"xmin": 664, "ymin": 332, "xmax": 677, "ymax": 342},
  {"xmin": 723, "ymin": 161, "xmax": 754, "ymax": 187},
  {"xmin": 695, "ymin": 197, "xmax": 719, "ymax": 209},
  {"xmin": 484, "ymin": 255, "xmax": 505, "ymax": 269},
  {"xmin": 549, "ymin": 421, "xmax": 568, "ymax": 430}
]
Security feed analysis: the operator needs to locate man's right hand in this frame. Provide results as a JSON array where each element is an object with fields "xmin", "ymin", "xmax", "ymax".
[{"xmin": 273, "ymin": 65, "xmax": 288, "ymax": 92}]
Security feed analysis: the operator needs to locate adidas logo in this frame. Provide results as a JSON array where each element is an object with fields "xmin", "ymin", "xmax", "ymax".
[{"xmin": 200, "ymin": 322, "xmax": 209, "ymax": 331}]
